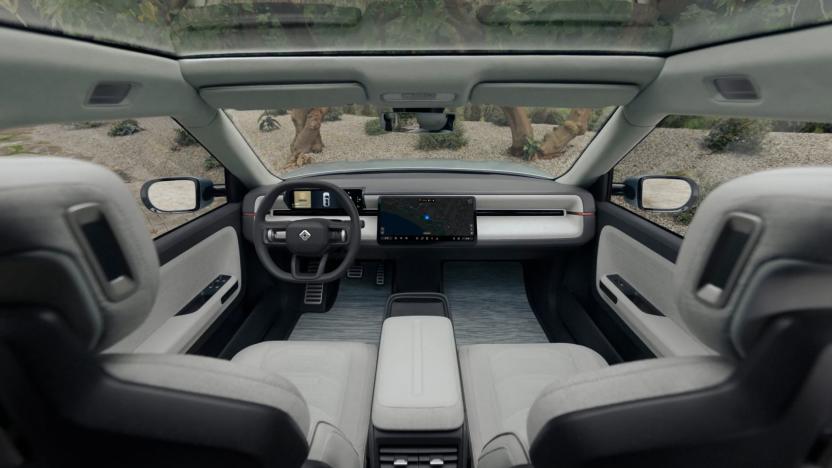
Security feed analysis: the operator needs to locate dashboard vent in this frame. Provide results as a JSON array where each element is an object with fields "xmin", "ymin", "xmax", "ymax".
[
  {"xmin": 379, "ymin": 447, "xmax": 458, "ymax": 468},
  {"xmin": 87, "ymin": 82, "xmax": 132, "ymax": 105},
  {"xmin": 713, "ymin": 77, "xmax": 759, "ymax": 101}
]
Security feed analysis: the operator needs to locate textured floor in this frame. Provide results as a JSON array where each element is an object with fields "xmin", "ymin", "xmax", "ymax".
[
  {"xmin": 289, "ymin": 268, "xmax": 390, "ymax": 343},
  {"xmin": 445, "ymin": 262, "xmax": 549, "ymax": 345}
]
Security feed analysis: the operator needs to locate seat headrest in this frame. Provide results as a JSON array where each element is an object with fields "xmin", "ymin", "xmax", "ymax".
[
  {"xmin": 0, "ymin": 157, "xmax": 159, "ymax": 350},
  {"xmin": 675, "ymin": 167, "xmax": 832, "ymax": 356}
]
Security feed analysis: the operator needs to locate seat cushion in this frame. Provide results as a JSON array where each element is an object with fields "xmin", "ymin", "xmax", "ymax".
[
  {"xmin": 102, "ymin": 352, "xmax": 309, "ymax": 434},
  {"xmin": 233, "ymin": 341, "xmax": 377, "ymax": 468},
  {"xmin": 458, "ymin": 344, "xmax": 608, "ymax": 467}
]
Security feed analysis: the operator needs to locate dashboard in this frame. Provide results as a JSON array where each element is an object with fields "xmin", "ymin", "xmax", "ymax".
[{"xmin": 241, "ymin": 172, "xmax": 595, "ymax": 254}]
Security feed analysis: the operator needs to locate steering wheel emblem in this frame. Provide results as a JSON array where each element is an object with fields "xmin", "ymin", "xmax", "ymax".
[{"xmin": 299, "ymin": 229, "xmax": 312, "ymax": 241}]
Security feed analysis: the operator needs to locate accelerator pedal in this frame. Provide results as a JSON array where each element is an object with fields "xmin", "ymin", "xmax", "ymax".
[{"xmin": 376, "ymin": 264, "xmax": 385, "ymax": 286}]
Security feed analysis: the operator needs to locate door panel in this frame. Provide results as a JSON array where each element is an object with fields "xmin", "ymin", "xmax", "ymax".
[
  {"xmin": 596, "ymin": 225, "xmax": 714, "ymax": 357},
  {"xmin": 107, "ymin": 206, "xmax": 243, "ymax": 354}
]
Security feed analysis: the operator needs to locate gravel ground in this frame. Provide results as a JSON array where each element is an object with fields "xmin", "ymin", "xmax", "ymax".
[
  {"xmin": 614, "ymin": 128, "xmax": 832, "ymax": 235},
  {"xmin": 3, "ymin": 119, "xmax": 830, "ymax": 238},
  {"xmin": 226, "ymin": 111, "xmax": 594, "ymax": 177},
  {"xmin": 0, "ymin": 118, "xmax": 224, "ymax": 237}
]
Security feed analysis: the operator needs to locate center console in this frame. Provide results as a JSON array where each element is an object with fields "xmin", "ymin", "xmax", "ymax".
[{"xmin": 369, "ymin": 294, "xmax": 467, "ymax": 468}]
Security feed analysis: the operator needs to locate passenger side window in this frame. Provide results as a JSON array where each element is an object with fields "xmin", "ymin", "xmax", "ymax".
[
  {"xmin": 0, "ymin": 118, "xmax": 226, "ymax": 238},
  {"xmin": 611, "ymin": 116, "xmax": 832, "ymax": 236}
]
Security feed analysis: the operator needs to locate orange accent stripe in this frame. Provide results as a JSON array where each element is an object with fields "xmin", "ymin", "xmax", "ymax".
[
  {"xmin": 567, "ymin": 211, "xmax": 595, "ymax": 216},
  {"xmin": 242, "ymin": 212, "xmax": 255, "ymax": 217}
]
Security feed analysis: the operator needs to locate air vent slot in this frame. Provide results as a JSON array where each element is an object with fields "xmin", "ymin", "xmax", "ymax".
[
  {"xmin": 380, "ymin": 446, "xmax": 458, "ymax": 468},
  {"xmin": 713, "ymin": 77, "xmax": 759, "ymax": 101},
  {"xmin": 87, "ymin": 82, "xmax": 132, "ymax": 106}
]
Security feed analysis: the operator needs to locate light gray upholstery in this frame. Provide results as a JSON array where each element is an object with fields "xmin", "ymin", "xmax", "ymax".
[
  {"xmin": 675, "ymin": 167, "xmax": 832, "ymax": 356},
  {"xmin": 0, "ymin": 157, "xmax": 159, "ymax": 350},
  {"xmin": 102, "ymin": 353, "xmax": 310, "ymax": 432},
  {"xmin": 233, "ymin": 341, "xmax": 378, "ymax": 468},
  {"xmin": 526, "ymin": 356, "xmax": 733, "ymax": 444},
  {"xmin": 458, "ymin": 344, "xmax": 608, "ymax": 466}
]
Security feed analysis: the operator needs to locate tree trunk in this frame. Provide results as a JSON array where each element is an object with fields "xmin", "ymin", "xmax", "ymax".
[
  {"xmin": 501, "ymin": 106, "xmax": 534, "ymax": 158},
  {"xmin": 288, "ymin": 107, "xmax": 328, "ymax": 166},
  {"xmin": 538, "ymin": 108, "xmax": 592, "ymax": 159}
]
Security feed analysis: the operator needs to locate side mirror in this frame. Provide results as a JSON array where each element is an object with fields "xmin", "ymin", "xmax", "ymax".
[
  {"xmin": 614, "ymin": 175, "xmax": 699, "ymax": 212},
  {"xmin": 140, "ymin": 177, "xmax": 215, "ymax": 213}
]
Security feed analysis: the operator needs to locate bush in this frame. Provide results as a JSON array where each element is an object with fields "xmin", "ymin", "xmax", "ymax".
[
  {"xmin": 364, "ymin": 119, "xmax": 385, "ymax": 136},
  {"xmin": 258, "ymin": 111, "xmax": 281, "ymax": 133},
  {"xmin": 359, "ymin": 104, "xmax": 377, "ymax": 117},
  {"xmin": 463, "ymin": 104, "xmax": 482, "ymax": 122},
  {"xmin": 323, "ymin": 107, "xmax": 343, "ymax": 122},
  {"xmin": 703, "ymin": 118, "xmax": 770, "ymax": 153},
  {"xmin": 483, "ymin": 106, "xmax": 509, "ymax": 126},
  {"xmin": 173, "ymin": 128, "xmax": 198, "ymax": 148},
  {"xmin": 529, "ymin": 108, "xmax": 565, "ymax": 125},
  {"xmin": 416, "ymin": 125, "xmax": 468, "ymax": 151},
  {"xmin": 522, "ymin": 137, "xmax": 541, "ymax": 160},
  {"xmin": 203, "ymin": 156, "xmax": 221, "ymax": 171},
  {"xmin": 108, "ymin": 119, "xmax": 143, "ymax": 137},
  {"xmin": 659, "ymin": 115, "xmax": 720, "ymax": 130}
]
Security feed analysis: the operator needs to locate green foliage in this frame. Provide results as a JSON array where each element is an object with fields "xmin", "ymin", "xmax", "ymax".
[
  {"xmin": 364, "ymin": 119, "xmax": 385, "ymax": 136},
  {"xmin": 483, "ymin": 106, "xmax": 509, "ymax": 127},
  {"xmin": 673, "ymin": 204, "xmax": 698, "ymax": 226},
  {"xmin": 659, "ymin": 115, "xmax": 720, "ymax": 130},
  {"xmin": 588, "ymin": 108, "xmax": 613, "ymax": 131},
  {"xmin": 258, "ymin": 111, "xmax": 282, "ymax": 133},
  {"xmin": 359, "ymin": 105, "xmax": 377, "ymax": 117},
  {"xmin": 108, "ymin": 119, "xmax": 143, "ymax": 137},
  {"xmin": 416, "ymin": 125, "xmax": 468, "ymax": 151},
  {"xmin": 3, "ymin": 144, "xmax": 26, "ymax": 155},
  {"xmin": 522, "ymin": 137, "xmax": 541, "ymax": 160},
  {"xmin": 203, "ymin": 156, "xmax": 221, "ymax": 171},
  {"xmin": 529, "ymin": 108, "xmax": 565, "ymax": 125},
  {"xmin": 173, "ymin": 128, "xmax": 197, "ymax": 148},
  {"xmin": 463, "ymin": 104, "xmax": 482, "ymax": 122},
  {"xmin": 323, "ymin": 108, "xmax": 343, "ymax": 122},
  {"xmin": 703, "ymin": 118, "xmax": 771, "ymax": 154}
]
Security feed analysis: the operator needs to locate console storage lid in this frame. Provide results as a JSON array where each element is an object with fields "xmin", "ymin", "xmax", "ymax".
[{"xmin": 372, "ymin": 316, "xmax": 464, "ymax": 431}]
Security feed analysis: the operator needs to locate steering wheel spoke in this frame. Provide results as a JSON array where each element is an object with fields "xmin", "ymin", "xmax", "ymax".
[{"xmin": 253, "ymin": 181, "xmax": 361, "ymax": 283}]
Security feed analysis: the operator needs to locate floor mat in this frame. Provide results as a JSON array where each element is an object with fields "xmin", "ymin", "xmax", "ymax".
[
  {"xmin": 289, "ymin": 267, "xmax": 390, "ymax": 343},
  {"xmin": 444, "ymin": 262, "xmax": 548, "ymax": 345}
]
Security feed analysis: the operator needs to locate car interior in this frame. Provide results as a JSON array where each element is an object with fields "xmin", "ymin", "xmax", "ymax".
[{"xmin": 1, "ymin": 2, "xmax": 832, "ymax": 468}]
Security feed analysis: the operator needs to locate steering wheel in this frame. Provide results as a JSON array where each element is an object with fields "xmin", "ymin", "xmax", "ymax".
[{"xmin": 253, "ymin": 181, "xmax": 361, "ymax": 283}]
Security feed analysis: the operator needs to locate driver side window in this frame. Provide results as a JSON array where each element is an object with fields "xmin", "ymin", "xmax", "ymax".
[
  {"xmin": 611, "ymin": 115, "xmax": 832, "ymax": 236},
  {"xmin": 0, "ymin": 118, "xmax": 226, "ymax": 237}
]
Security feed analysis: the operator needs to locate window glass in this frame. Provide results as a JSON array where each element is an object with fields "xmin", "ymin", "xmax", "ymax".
[
  {"xmin": 0, "ymin": 118, "xmax": 225, "ymax": 238},
  {"xmin": 227, "ymin": 106, "xmax": 615, "ymax": 179},
  {"xmin": 612, "ymin": 116, "xmax": 832, "ymax": 236},
  {"xmin": 1, "ymin": 1, "xmax": 830, "ymax": 57}
]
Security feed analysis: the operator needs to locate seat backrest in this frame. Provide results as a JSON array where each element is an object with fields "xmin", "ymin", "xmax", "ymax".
[
  {"xmin": 528, "ymin": 168, "xmax": 832, "ymax": 468},
  {"xmin": 0, "ymin": 157, "xmax": 308, "ymax": 468},
  {"xmin": 674, "ymin": 167, "xmax": 832, "ymax": 356}
]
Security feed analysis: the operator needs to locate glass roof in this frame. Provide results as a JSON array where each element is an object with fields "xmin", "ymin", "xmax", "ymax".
[{"xmin": 1, "ymin": 1, "xmax": 830, "ymax": 57}]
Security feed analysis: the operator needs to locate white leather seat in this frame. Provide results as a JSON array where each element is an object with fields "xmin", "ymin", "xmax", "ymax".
[
  {"xmin": 233, "ymin": 341, "xmax": 377, "ymax": 468},
  {"xmin": 458, "ymin": 344, "xmax": 608, "ymax": 468}
]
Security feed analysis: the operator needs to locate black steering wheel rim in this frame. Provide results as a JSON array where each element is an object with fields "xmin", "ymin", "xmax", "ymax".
[{"xmin": 253, "ymin": 180, "xmax": 361, "ymax": 283}]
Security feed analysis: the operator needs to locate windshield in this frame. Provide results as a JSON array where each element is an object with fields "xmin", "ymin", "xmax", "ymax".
[
  {"xmin": 227, "ymin": 106, "xmax": 615, "ymax": 178},
  {"xmin": 1, "ymin": 1, "xmax": 830, "ymax": 57}
]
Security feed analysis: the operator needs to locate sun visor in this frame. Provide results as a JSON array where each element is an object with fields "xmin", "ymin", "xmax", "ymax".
[
  {"xmin": 469, "ymin": 83, "xmax": 639, "ymax": 108},
  {"xmin": 199, "ymin": 83, "xmax": 368, "ymax": 110}
]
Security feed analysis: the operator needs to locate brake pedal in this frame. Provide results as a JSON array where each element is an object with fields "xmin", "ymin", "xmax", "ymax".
[
  {"xmin": 376, "ymin": 264, "xmax": 385, "ymax": 286},
  {"xmin": 347, "ymin": 264, "xmax": 364, "ymax": 279}
]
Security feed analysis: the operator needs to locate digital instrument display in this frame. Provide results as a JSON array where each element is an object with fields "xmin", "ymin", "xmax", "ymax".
[
  {"xmin": 378, "ymin": 197, "xmax": 476, "ymax": 243},
  {"xmin": 286, "ymin": 189, "xmax": 364, "ymax": 211}
]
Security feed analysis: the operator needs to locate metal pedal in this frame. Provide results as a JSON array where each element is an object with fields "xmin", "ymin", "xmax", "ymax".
[
  {"xmin": 376, "ymin": 264, "xmax": 385, "ymax": 286},
  {"xmin": 304, "ymin": 282, "xmax": 324, "ymax": 305},
  {"xmin": 347, "ymin": 264, "xmax": 364, "ymax": 279}
]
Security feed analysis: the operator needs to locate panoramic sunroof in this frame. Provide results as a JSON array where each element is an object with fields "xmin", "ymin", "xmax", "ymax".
[{"xmin": 1, "ymin": 0, "xmax": 830, "ymax": 57}]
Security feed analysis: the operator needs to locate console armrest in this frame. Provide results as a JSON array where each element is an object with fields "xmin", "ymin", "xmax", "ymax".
[{"xmin": 372, "ymin": 316, "xmax": 464, "ymax": 431}]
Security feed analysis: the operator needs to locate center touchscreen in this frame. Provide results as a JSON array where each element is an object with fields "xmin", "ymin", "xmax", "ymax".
[{"xmin": 378, "ymin": 197, "xmax": 476, "ymax": 243}]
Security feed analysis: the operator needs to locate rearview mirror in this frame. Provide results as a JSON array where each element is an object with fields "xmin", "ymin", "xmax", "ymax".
[
  {"xmin": 140, "ymin": 177, "xmax": 215, "ymax": 213},
  {"xmin": 614, "ymin": 175, "xmax": 699, "ymax": 212}
]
